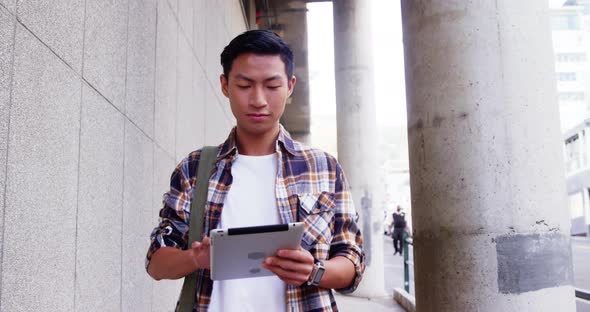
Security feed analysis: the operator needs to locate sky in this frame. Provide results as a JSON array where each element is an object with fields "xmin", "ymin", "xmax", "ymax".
[
  {"xmin": 550, "ymin": 0, "xmax": 567, "ymax": 8},
  {"xmin": 307, "ymin": 0, "xmax": 406, "ymax": 128}
]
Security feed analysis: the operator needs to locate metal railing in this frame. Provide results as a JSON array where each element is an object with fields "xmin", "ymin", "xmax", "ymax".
[
  {"xmin": 403, "ymin": 232, "xmax": 413, "ymax": 293},
  {"xmin": 577, "ymin": 288, "xmax": 590, "ymax": 301}
]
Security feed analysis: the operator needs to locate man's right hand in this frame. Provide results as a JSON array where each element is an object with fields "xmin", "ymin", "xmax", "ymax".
[
  {"xmin": 147, "ymin": 237, "xmax": 211, "ymax": 281},
  {"xmin": 190, "ymin": 237, "xmax": 211, "ymax": 270}
]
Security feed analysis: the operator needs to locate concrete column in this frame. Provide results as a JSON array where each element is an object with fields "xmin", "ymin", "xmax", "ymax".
[
  {"xmin": 578, "ymin": 130, "xmax": 586, "ymax": 170},
  {"xmin": 276, "ymin": 1, "xmax": 311, "ymax": 145},
  {"xmin": 401, "ymin": 1, "xmax": 575, "ymax": 311},
  {"xmin": 289, "ymin": 131, "xmax": 311, "ymax": 144},
  {"xmin": 333, "ymin": 0, "xmax": 386, "ymax": 297}
]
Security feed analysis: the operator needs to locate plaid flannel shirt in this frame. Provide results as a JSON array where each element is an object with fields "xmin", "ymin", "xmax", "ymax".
[{"xmin": 146, "ymin": 125, "xmax": 365, "ymax": 312}]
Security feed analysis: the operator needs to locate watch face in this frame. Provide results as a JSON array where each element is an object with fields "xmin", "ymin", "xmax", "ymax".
[{"xmin": 313, "ymin": 267, "xmax": 325, "ymax": 284}]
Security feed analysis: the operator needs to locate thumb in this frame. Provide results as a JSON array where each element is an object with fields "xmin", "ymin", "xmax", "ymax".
[
  {"xmin": 192, "ymin": 241, "xmax": 201, "ymax": 249},
  {"xmin": 202, "ymin": 237, "xmax": 211, "ymax": 246}
]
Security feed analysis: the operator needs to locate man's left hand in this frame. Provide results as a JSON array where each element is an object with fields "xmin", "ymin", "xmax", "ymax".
[{"xmin": 263, "ymin": 247, "xmax": 315, "ymax": 286}]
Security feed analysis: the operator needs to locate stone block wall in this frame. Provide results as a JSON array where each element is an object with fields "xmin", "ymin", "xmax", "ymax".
[{"xmin": 0, "ymin": 1, "xmax": 245, "ymax": 310}]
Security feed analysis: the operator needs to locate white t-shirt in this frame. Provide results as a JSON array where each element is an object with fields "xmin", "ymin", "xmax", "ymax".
[{"xmin": 208, "ymin": 153, "xmax": 286, "ymax": 312}]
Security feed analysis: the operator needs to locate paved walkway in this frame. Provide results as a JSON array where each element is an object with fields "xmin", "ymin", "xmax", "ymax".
[
  {"xmin": 336, "ymin": 235, "xmax": 408, "ymax": 312},
  {"xmin": 335, "ymin": 293, "xmax": 406, "ymax": 312}
]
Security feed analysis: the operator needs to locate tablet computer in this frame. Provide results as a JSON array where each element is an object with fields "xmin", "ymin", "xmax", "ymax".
[{"xmin": 209, "ymin": 222, "xmax": 304, "ymax": 281}]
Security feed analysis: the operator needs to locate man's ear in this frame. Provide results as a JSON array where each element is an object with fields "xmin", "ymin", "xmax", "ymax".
[
  {"xmin": 287, "ymin": 75, "xmax": 297, "ymax": 97},
  {"xmin": 220, "ymin": 74, "xmax": 229, "ymax": 97}
]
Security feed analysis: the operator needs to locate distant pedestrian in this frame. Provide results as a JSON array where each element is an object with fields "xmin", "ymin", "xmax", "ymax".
[{"xmin": 391, "ymin": 206, "xmax": 406, "ymax": 256}]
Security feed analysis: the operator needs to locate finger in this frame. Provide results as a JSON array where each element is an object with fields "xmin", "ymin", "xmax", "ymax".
[
  {"xmin": 276, "ymin": 248, "xmax": 314, "ymax": 264},
  {"xmin": 264, "ymin": 259, "xmax": 310, "ymax": 280},
  {"xmin": 192, "ymin": 237, "xmax": 211, "ymax": 248},
  {"xmin": 280, "ymin": 278, "xmax": 304, "ymax": 286},
  {"xmin": 263, "ymin": 263, "xmax": 307, "ymax": 285},
  {"xmin": 202, "ymin": 237, "xmax": 211, "ymax": 246},
  {"xmin": 192, "ymin": 242, "xmax": 211, "ymax": 254},
  {"xmin": 266, "ymin": 257, "xmax": 312, "ymax": 275}
]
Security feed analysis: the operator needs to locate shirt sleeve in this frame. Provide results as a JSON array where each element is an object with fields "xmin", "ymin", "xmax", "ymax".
[
  {"xmin": 145, "ymin": 156, "xmax": 195, "ymax": 272},
  {"xmin": 329, "ymin": 162, "xmax": 365, "ymax": 294}
]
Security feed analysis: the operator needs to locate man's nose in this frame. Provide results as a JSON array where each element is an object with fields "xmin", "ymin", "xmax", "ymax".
[{"xmin": 250, "ymin": 86, "xmax": 267, "ymax": 107}]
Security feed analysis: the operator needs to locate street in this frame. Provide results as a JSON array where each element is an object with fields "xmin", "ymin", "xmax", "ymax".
[
  {"xmin": 573, "ymin": 237, "xmax": 590, "ymax": 311},
  {"xmin": 383, "ymin": 235, "xmax": 407, "ymax": 296},
  {"xmin": 333, "ymin": 236, "xmax": 406, "ymax": 312}
]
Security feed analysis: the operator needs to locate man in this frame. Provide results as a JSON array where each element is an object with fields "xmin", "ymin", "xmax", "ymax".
[
  {"xmin": 391, "ymin": 206, "xmax": 406, "ymax": 256},
  {"xmin": 146, "ymin": 30, "xmax": 364, "ymax": 311}
]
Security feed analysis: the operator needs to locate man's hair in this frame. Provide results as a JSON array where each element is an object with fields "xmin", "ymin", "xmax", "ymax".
[{"xmin": 220, "ymin": 30, "xmax": 295, "ymax": 79}]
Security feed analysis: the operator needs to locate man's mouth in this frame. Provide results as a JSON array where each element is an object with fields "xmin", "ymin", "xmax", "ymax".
[{"xmin": 247, "ymin": 113, "xmax": 270, "ymax": 121}]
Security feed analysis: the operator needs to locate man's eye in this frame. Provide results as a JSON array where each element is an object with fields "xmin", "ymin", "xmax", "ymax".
[
  {"xmin": 237, "ymin": 85, "xmax": 250, "ymax": 89},
  {"xmin": 268, "ymin": 86, "xmax": 281, "ymax": 89}
]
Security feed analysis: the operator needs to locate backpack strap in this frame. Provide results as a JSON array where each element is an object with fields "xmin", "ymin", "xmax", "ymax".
[{"xmin": 178, "ymin": 146, "xmax": 218, "ymax": 312}]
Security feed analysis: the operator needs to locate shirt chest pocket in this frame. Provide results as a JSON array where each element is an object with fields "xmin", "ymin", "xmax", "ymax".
[{"xmin": 297, "ymin": 192, "xmax": 335, "ymax": 250}]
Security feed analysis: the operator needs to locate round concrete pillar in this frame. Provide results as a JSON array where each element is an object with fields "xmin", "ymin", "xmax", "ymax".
[
  {"xmin": 401, "ymin": 1, "xmax": 575, "ymax": 311},
  {"xmin": 333, "ymin": 0, "xmax": 386, "ymax": 297}
]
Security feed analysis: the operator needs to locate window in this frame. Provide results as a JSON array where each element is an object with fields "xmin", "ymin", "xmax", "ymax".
[
  {"xmin": 556, "ymin": 53, "xmax": 587, "ymax": 62},
  {"xmin": 566, "ymin": 133, "xmax": 582, "ymax": 172},
  {"xmin": 559, "ymin": 92, "xmax": 586, "ymax": 101},
  {"xmin": 569, "ymin": 192, "xmax": 585, "ymax": 218},
  {"xmin": 552, "ymin": 15, "xmax": 581, "ymax": 30},
  {"xmin": 558, "ymin": 72, "xmax": 577, "ymax": 81}
]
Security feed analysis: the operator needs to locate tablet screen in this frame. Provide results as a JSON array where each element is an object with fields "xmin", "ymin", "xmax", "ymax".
[{"xmin": 210, "ymin": 222, "xmax": 304, "ymax": 280}]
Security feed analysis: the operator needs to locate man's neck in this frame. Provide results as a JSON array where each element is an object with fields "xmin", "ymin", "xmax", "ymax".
[{"xmin": 235, "ymin": 125, "xmax": 280, "ymax": 156}]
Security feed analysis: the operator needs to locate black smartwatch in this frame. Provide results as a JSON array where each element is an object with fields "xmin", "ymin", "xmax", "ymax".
[{"xmin": 307, "ymin": 260, "xmax": 326, "ymax": 286}]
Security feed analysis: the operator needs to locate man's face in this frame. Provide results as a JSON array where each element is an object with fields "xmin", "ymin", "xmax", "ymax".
[{"xmin": 220, "ymin": 53, "xmax": 296, "ymax": 138}]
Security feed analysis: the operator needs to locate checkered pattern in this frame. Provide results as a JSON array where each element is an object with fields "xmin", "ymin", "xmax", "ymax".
[{"xmin": 146, "ymin": 125, "xmax": 365, "ymax": 312}]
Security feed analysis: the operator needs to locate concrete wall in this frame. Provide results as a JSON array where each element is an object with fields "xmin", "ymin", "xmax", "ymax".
[{"xmin": 0, "ymin": 1, "xmax": 244, "ymax": 311}]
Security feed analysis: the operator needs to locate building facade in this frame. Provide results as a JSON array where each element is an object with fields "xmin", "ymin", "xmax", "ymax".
[
  {"xmin": 552, "ymin": 0, "xmax": 590, "ymax": 236},
  {"xmin": 551, "ymin": 0, "xmax": 590, "ymax": 131},
  {"xmin": 564, "ymin": 120, "xmax": 590, "ymax": 236}
]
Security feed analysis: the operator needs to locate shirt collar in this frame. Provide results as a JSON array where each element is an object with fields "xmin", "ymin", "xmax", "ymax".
[{"xmin": 216, "ymin": 124, "xmax": 302, "ymax": 161}]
